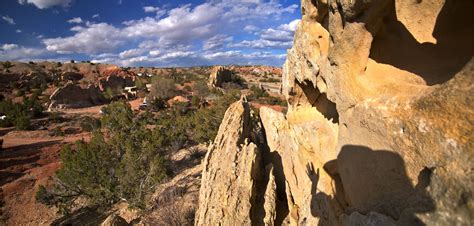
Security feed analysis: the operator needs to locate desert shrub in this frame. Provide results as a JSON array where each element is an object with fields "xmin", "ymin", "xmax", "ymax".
[
  {"xmin": 0, "ymin": 99, "xmax": 34, "ymax": 129},
  {"xmin": 14, "ymin": 114, "xmax": 31, "ymax": 130},
  {"xmin": 191, "ymin": 96, "xmax": 200, "ymax": 107},
  {"xmin": 150, "ymin": 97, "xmax": 167, "ymax": 111},
  {"xmin": 41, "ymin": 101, "xmax": 168, "ymax": 213},
  {"xmin": 134, "ymin": 78, "xmax": 146, "ymax": 90},
  {"xmin": 79, "ymin": 116, "xmax": 101, "ymax": 132},
  {"xmin": 188, "ymin": 89, "xmax": 239, "ymax": 143},
  {"xmin": 184, "ymin": 85, "xmax": 192, "ymax": 92},
  {"xmin": 2, "ymin": 61, "xmax": 13, "ymax": 70},
  {"xmin": 192, "ymin": 80, "xmax": 209, "ymax": 100},
  {"xmin": 148, "ymin": 77, "xmax": 176, "ymax": 100},
  {"xmin": 36, "ymin": 185, "xmax": 55, "ymax": 205},
  {"xmin": 249, "ymin": 85, "xmax": 269, "ymax": 99},
  {"xmin": 23, "ymin": 92, "xmax": 44, "ymax": 117}
]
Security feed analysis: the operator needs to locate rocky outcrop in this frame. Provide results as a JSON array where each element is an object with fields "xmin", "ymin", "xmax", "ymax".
[
  {"xmin": 49, "ymin": 82, "xmax": 105, "ymax": 109},
  {"xmin": 61, "ymin": 71, "xmax": 83, "ymax": 81},
  {"xmin": 99, "ymin": 69, "xmax": 135, "ymax": 91},
  {"xmin": 195, "ymin": 99, "xmax": 263, "ymax": 225},
  {"xmin": 100, "ymin": 214, "xmax": 129, "ymax": 226},
  {"xmin": 207, "ymin": 66, "xmax": 233, "ymax": 88},
  {"xmin": 197, "ymin": 0, "xmax": 473, "ymax": 225}
]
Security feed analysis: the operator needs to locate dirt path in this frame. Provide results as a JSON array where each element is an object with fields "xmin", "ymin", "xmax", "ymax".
[{"xmin": 59, "ymin": 98, "xmax": 144, "ymax": 115}]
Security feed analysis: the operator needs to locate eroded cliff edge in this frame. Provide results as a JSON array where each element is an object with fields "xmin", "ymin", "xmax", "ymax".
[{"xmin": 196, "ymin": 0, "xmax": 473, "ymax": 225}]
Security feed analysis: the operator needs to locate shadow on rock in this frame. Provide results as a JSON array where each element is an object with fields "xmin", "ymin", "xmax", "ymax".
[
  {"xmin": 339, "ymin": 145, "xmax": 435, "ymax": 224},
  {"xmin": 309, "ymin": 145, "xmax": 436, "ymax": 225}
]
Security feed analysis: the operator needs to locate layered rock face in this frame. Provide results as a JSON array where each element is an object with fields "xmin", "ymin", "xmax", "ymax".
[
  {"xmin": 197, "ymin": 0, "xmax": 473, "ymax": 225},
  {"xmin": 207, "ymin": 66, "xmax": 233, "ymax": 88}
]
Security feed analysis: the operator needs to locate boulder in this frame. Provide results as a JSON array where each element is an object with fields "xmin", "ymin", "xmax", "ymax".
[
  {"xmin": 207, "ymin": 66, "xmax": 233, "ymax": 88},
  {"xmin": 49, "ymin": 82, "xmax": 105, "ymax": 109}
]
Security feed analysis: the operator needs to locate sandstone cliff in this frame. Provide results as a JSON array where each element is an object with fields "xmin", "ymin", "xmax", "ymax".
[{"xmin": 196, "ymin": 0, "xmax": 473, "ymax": 225}]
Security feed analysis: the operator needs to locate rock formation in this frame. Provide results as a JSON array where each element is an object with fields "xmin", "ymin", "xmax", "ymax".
[
  {"xmin": 197, "ymin": 0, "xmax": 473, "ymax": 225},
  {"xmin": 99, "ymin": 68, "xmax": 135, "ymax": 92},
  {"xmin": 207, "ymin": 66, "xmax": 233, "ymax": 88},
  {"xmin": 49, "ymin": 82, "xmax": 105, "ymax": 109},
  {"xmin": 61, "ymin": 71, "xmax": 83, "ymax": 81}
]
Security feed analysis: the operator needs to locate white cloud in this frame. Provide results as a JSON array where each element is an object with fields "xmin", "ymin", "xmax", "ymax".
[
  {"xmin": 231, "ymin": 20, "xmax": 299, "ymax": 49},
  {"xmin": 7, "ymin": 0, "xmax": 297, "ymax": 66},
  {"xmin": 143, "ymin": 6, "xmax": 166, "ymax": 18},
  {"xmin": 231, "ymin": 39, "xmax": 292, "ymax": 49},
  {"xmin": 2, "ymin": 15, "xmax": 15, "ymax": 25},
  {"xmin": 203, "ymin": 50, "xmax": 241, "ymax": 59},
  {"xmin": 2, "ymin": 44, "xmax": 19, "ymax": 51},
  {"xmin": 18, "ymin": 0, "xmax": 72, "ymax": 9},
  {"xmin": 67, "ymin": 17, "xmax": 83, "ymax": 24},
  {"xmin": 16, "ymin": 29, "xmax": 22, "ymax": 33},
  {"xmin": 159, "ymin": 51, "xmax": 196, "ymax": 61},
  {"xmin": 43, "ymin": 23, "xmax": 124, "ymax": 54},
  {"xmin": 92, "ymin": 14, "xmax": 100, "ymax": 18},
  {"xmin": 0, "ymin": 45, "xmax": 49, "ymax": 61},
  {"xmin": 244, "ymin": 25, "xmax": 259, "ymax": 32},
  {"xmin": 203, "ymin": 35, "xmax": 232, "ymax": 50},
  {"xmin": 278, "ymin": 19, "xmax": 300, "ymax": 32},
  {"xmin": 149, "ymin": 50, "xmax": 161, "ymax": 56},
  {"xmin": 119, "ymin": 48, "xmax": 146, "ymax": 59}
]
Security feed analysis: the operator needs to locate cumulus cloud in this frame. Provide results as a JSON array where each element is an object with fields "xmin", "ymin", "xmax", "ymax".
[
  {"xmin": 2, "ymin": 44, "xmax": 19, "ymax": 51},
  {"xmin": 2, "ymin": 15, "xmax": 15, "ymax": 25},
  {"xmin": 92, "ymin": 14, "xmax": 100, "ymax": 18},
  {"xmin": 67, "ymin": 17, "xmax": 83, "ymax": 24},
  {"xmin": 43, "ymin": 23, "xmax": 124, "ymax": 54},
  {"xmin": 18, "ymin": 0, "xmax": 72, "ymax": 9}
]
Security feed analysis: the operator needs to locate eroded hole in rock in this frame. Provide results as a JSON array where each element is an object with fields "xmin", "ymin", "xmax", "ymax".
[
  {"xmin": 369, "ymin": 0, "xmax": 473, "ymax": 85},
  {"xmin": 295, "ymin": 80, "xmax": 339, "ymax": 123}
]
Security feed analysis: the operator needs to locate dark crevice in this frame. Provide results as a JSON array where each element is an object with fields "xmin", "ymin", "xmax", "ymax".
[{"xmin": 251, "ymin": 119, "xmax": 289, "ymax": 226}]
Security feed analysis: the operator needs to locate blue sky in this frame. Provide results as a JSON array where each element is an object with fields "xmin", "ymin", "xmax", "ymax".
[{"xmin": 0, "ymin": 0, "xmax": 300, "ymax": 67}]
